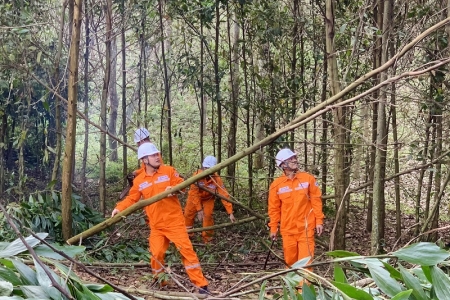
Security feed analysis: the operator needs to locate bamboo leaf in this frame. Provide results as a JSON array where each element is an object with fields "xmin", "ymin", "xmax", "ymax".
[
  {"xmin": 292, "ymin": 256, "xmax": 311, "ymax": 269},
  {"xmin": 333, "ymin": 264, "xmax": 347, "ymax": 283},
  {"xmin": 368, "ymin": 264, "xmax": 404, "ymax": 297},
  {"xmin": 34, "ymin": 258, "xmax": 65, "ymax": 300},
  {"xmin": 0, "ymin": 233, "xmax": 48, "ymax": 258},
  {"xmin": 85, "ymin": 284, "xmax": 114, "ymax": 293},
  {"xmin": 0, "ymin": 266, "xmax": 22, "ymax": 286},
  {"xmin": 430, "ymin": 265, "xmax": 450, "ymax": 299},
  {"xmin": 327, "ymin": 250, "xmax": 360, "ymax": 258},
  {"xmin": 20, "ymin": 286, "xmax": 49, "ymax": 299},
  {"xmin": 399, "ymin": 265, "xmax": 427, "ymax": 300},
  {"xmin": 10, "ymin": 259, "xmax": 38, "ymax": 285},
  {"xmin": 331, "ymin": 281, "xmax": 373, "ymax": 300},
  {"xmin": 34, "ymin": 244, "xmax": 85, "ymax": 260},
  {"xmin": 392, "ymin": 243, "xmax": 450, "ymax": 266},
  {"xmin": 301, "ymin": 282, "xmax": 316, "ymax": 300},
  {"xmin": 390, "ymin": 290, "xmax": 412, "ymax": 300}
]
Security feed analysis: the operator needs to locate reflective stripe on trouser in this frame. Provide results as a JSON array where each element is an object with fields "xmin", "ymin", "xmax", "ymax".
[
  {"xmin": 184, "ymin": 198, "xmax": 215, "ymax": 243},
  {"xmin": 282, "ymin": 227, "xmax": 315, "ymax": 271},
  {"xmin": 149, "ymin": 226, "xmax": 208, "ymax": 287}
]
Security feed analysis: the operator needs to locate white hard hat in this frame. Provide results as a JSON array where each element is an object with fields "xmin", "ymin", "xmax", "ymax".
[
  {"xmin": 138, "ymin": 143, "xmax": 160, "ymax": 159},
  {"xmin": 134, "ymin": 128, "xmax": 150, "ymax": 143},
  {"xmin": 202, "ymin": 156, "xmax": 217, "ymax": 168},
  {"xmin": 275, "ymin": 148, "xmax": 296, "ymax": 167}
]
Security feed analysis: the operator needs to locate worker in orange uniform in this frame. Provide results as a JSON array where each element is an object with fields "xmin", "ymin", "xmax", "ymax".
[
  {"xmin": 184, "ymin": 156, "xmax": 236, "ymax": 243},
  {"xmin": 268, "ymin": 148, "xmax": 324, "ymax": 274},
  {"xmin": 112, "ymin": 143, "xmax": 209, "ymax": 294}
]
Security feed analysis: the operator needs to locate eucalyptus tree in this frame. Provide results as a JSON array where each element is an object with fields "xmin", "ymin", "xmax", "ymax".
[
  {"xmin": 326, "ymin": 0, "xmax": 349, "ymax": 251},
  {"xmin": 62, "ymin": 0, "xmax": 83, "ymax": 240}
]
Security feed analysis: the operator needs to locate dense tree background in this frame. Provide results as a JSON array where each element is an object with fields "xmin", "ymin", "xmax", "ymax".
[{"xmin": 1, "ymin": 0, "xmax": 450, "ymax": 259}]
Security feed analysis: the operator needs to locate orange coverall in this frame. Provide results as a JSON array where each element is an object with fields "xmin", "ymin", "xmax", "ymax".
[
  {"xmin": 115, "ymin": 165, "xmax": 208, "ymax": 288},
  {"xmin": 184, "ymin": 170, "xmax": 233, "ymax": 243},
  {"xmin": 268, "ymin": 172, "xmax": 324, "ymax": 268}
]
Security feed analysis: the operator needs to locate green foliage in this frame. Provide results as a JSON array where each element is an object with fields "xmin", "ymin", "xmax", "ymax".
[
  {"xmin": 0, "ymin": 234, "xmax": 144, "ymax": 299},
  {"xmin": 0, "ymin": 191, "xmax": 105, "ymax": 243},
  {"xmin": 269, "ymin": 242, "xmax": 450, "ymax": 300}
]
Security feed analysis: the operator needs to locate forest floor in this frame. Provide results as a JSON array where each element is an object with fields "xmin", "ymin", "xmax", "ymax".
[{"xmin": 72, "ymin": 198, "xmax": 450, "ymax": 300}]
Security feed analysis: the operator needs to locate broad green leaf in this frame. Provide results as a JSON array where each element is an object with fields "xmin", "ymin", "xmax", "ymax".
[
  {"xmin": 292, "ymin": 257, "xmax": 311, "ymax": 269},
  {"xmin": 10, "ymin": 259, "xmax": 38, "ymax": 285},
  {"xmin": 333, "ymin": 264, "xmax": 347, "ymax": 283},
  {"xmin": 420, "ymin": 266, "xmax": 432, "ymax": 283},
  {"xmin": 331, "ymin": 281, "xmax": 373, "ymax": 300},
  {"xmin": 49, "ymin": 261, "xmax": 82, "ymax": 282},
  {"xmin": 399, "ymin": 265, "xmax": 427, "ymax": 300},
  {"xmin": 0, "ymin": 266, "xmax": 22, "ymax": 285},
  {"xmin": 391, "ymin": 290, "xmax": 412, "ymax": 300},
  {"xmin": 392, "ymin": 243, "xmax": 450, "ymax": 266},
  {"xmin": 382, "ymin": 261, "xmax": 402, "ymax": 281},
  {"xmin": 0, "ymin": 233, "xmax": 48, "ymax": 258},
  {"xmin": 20, "ymin": 286, "xmax": 48, "ymax": 299},
  {"xmin": 34, "ymin": 244, "xmax": 85, "ymax": 260},
  {"xmin": 34, "ymin": 259, "xmax": 65, "ymax": 300},
  {"xmin": 0, "ymin": 281, "xmax": 13, "ymax": 296},
  {"xmin": 301, "ymin": 283, "xmax": 316, "ymax": 300},
  {"xmin": 327, "ymin": 250, "xmax": 360, "ymax": 258},
  {"xmin": 430, "ymin": 265, "xmax": 450, "ymax": 299},
  {"xmin": 85, "ymin": 284, "xmax": 114, "ymax": 293},
  {"xmin": 281, "ymin": 276, "xmax": 297, "ymax": 300},
  {"xmin": 97, "ymin": 292, "xmax": 144, "ymax": 300},
  {"xmin": 368, "ymin": 264, "xmax": 404, "ymax": 297}
]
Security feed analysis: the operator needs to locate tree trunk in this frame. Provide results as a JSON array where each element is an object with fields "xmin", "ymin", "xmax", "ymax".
[
  {"xmin": 62, "ymin": 0, "xmax": 83, "ymax": 240},
  {"xmin": 326, "ymin": 0, "xmax": 348, "ymax": 251},
  {"xmin": 108, "ymin": 36, "xmax": 118, "ymax": 162},
  {"xmin": 0, "ymin": 113, "xmax": 5, "ymax": 194},
  {"xmin": 121, "ymin": 0, "xmax": 128, "ymax": 188},
  {"xmin": 226, "ymin": 5, "xmax": 240, "ymax": 194},
  {"xmin": 214, "ymin": 0, "xmax": 222, "ymax": 164},
  {"xmin": 51, "ymin": 0, "xmax": 66, "ymax": 183},
  {"xmin": 99, "ymin": 0, "xmax": 112, "ymax": 216},
  {"xmin": 80, "ymin": 0, "xmax": 90, "ymax": 205},
  {"xmin": 371, "ymin": 0, "xmax": 391, "ymax": 255},
  {"xmin": 200, "ymin": 7, "xmax": 205, "ymax": 161},
  {"xmin": 158, "ymin": 0, "xmax": 173, "ymax": 164}
]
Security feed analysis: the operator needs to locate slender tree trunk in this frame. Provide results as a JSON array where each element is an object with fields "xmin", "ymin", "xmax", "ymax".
[
  {"xmin": 81, "ymin": 0, "xmax": 90, "ymax": 205},
  {"xmin": 51, "ymin": 0, "xmax": 66, "ymax": 183},
  {"xmin": 62, "ymin": 0, "xmax": 83, "ymax": 240},
  {"xmin": 326, "ymin": 0, "xmax": 347, "ymax": 251},
  {"xmin": 241, "ymin": 12, "xmax": 254, "ymax": 206},
  {"xmin": 366, "ymin": 0, "xmax": 382, "ymax": 234},
  {"xmin": 214, "ymin": 0, "xmax": 222, "ymax": 163},
  {"xmin": 226, "ymin": 5, "xmax": 240, "ymax": 194},
  {"xmin": 200, "ymin": 7, "xmax": 205, "ymax": 161},
  {"xmin": 108, "ymin": 36, "xmax": 118, "ymax": 162},
  {"xmin": 371, "ymin": 0, "xmax": 391, "ymax": 255},
  {"xmin": 0, "ymin": 113, "xmax": 6, "ymax": 194},
  {"xmin": 121, "ymin": 0, "xmax": 127, "ymax": 188},
  {"xmin": 414, "ymin": 114, "xmax": 432, "ymax": 235},
  {"xmin": 289, "ymin": 0, "xmax": 299, "ymax": 150},
  {"xmin": 158, "ymin": 0, "xmax": 173, "ymax": 164},
  {"xmin": 99, "ymin": 0, "xmax": 112, "ymax": 216}
]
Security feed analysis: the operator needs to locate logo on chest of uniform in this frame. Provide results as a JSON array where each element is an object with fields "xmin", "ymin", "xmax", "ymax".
[
  {"xmin": 207, "ymin": 184, "xmax": 215, "ymax": 189},
  {"xmin": 277, "ymin": 186, "xmax": 292, "ymax": 194},
  {"xmin": 139, "ymin": 181, "xmax": 152, "ymax": 191},
  {"xmin": 155, "ymin": 175, "xmax": 170, "ymax": 183},
  {"xmin": 295, "ymin": 182, "xmax": 309, "ymax": 190}
]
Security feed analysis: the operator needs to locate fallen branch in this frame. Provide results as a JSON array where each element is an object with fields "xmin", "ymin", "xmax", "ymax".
[{"xmin": 187, "ymin": 216, "xmax": 258, "ymax": 233}]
